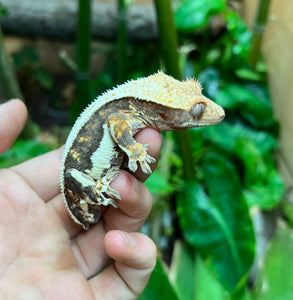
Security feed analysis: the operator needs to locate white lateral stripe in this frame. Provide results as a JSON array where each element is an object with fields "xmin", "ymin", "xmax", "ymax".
[
  {"xmin": 70, "ymin": 169, "xmax": 95, "ymax": 187},
  {"xmin": 85, "ymin": 125, "xmax": 116, "ymax": 179}
]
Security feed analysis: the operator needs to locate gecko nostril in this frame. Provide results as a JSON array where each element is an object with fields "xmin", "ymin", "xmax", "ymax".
[{"xmin": 191, "ymin": 102, "xmax": 206, "ymax": 119}]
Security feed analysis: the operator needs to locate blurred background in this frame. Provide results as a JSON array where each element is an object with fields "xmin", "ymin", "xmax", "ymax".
[{"xmin": 0, "ymin": 0, "xmax": 292, "ymax": 299}]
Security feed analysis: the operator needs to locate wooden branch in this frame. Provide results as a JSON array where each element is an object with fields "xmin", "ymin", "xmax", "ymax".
[{"xmin": 0, "ymin": 0, "xmax": 158, "ymax": 41}]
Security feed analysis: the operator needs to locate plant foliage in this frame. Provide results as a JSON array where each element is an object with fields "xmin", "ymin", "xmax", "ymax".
[
  {"xmin": 0, "ymin": 0, "xmax": 287, "ymax": 298},
  {"xmin": 142, "ymin": 0, "xmax": 284, "ymax": 298},
  {"xmin": 0, "ymin": 3, "xmax": 7, "ymax": 20}
]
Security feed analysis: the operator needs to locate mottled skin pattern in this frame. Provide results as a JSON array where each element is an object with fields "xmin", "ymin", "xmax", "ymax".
[{"xmin": 61, "ymin": 73, "xmax": 225, "ymax": 230}]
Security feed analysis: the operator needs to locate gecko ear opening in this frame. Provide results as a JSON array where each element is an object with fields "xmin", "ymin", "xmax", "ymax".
[
  {"xmin": 191, "ymin": 102, "xmax": 206, "ymax": 119},
  {"xmin": 159, "ymin": 112, "xmax": 168, "ymax": 121}
]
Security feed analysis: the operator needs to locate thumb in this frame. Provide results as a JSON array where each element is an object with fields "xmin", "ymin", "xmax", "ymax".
[
  {"xmin": 90, "ymin": 230, "xmax": 156, "ymax": 299},
  {"xmin": 0, "ymin": 99, "xmax": 27, "ymax": 154}
]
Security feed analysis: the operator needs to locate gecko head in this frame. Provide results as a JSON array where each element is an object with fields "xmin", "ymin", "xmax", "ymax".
[
  {"xmin": 141, "ymin": 72, "xmax": 225, "ymax": 128},
  {"xmin": 186, "ymin": 95, "xmax": 225, "ymax": 127},
  {"xmin": 148, "ymin": 95, "xmax": 224, "ymax": 130}
]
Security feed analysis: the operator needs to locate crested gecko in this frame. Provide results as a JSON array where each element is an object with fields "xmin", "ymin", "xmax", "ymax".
[{"xmin": 60, "ymin": 72, "xmax": 225, "ymax": 230}]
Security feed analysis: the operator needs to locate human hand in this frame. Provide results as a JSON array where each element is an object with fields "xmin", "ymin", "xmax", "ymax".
[{"xmin": 0, "ymin": 99, "xmax": 159, "ymax": 299}]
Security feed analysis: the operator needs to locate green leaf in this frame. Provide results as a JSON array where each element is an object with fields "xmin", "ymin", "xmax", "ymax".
[
  {"xmin": 194, "ymin": 255, "xmax": 229, "ymax": 300},
  {"xmin": 235, "ymin": 138, "xmax": 267, "ymax": 185},
  {"xmin": 145, "ymin": 170, "xmax": 174, "ymax": 195},
  {"xmin": 13, "ymin": 46, "xmax": 39, "ymax": 69},
  {"xmin": 253, "ymin": 228, "xmax": 293, "ymax": 300},
  {"xmin": 0, "ymin": 3, "xmax": 8, "ymax": 20},
  {"xmin": 201, "ymin": 122, "xmax": 277, "ymax": 155},
  {"xmin": 177, "ymin": 155, "xmax": 255, "ymax": 293},
  {"xmin": 243, "ymin": 168, "xmax": 284, "ymax": 210},
  {"xmin": 0, "ymin": 140, "xmax": 52, "ymax": 168},
  {"xmin": 282, "ymin": 201, "xmax": 293, "ymax": 228},
  {"xmin": 224, "ymin": 11, "xmax": 251, "ymax": 59},
  {"xmin": 175, "ymin": 0, "xmax": 226, "ymax": 32},
  {"xmin": 138, "ymin": 257, "xmax": 179, "ymax": 300},
  {"xmin": 34, "ymin": 68, "xmax": 54, "ymax": 89},
  {"xmin": 235, "ymin": 68, "xmax": 262, "ymax": 81},
  {"xmin": 169, "ymin": 241, "xmax": 195, "ymax": 300},
  {"xmin": 215, "ymin": 83, "xmax": 274, "ymax": 129},
  {"xmin": 235, "ymin": 138, "xmax": 284, "ymax": 209},
  {"xmin": 244, "ymin": 181, "xmax": 283, "ymax": 210}
]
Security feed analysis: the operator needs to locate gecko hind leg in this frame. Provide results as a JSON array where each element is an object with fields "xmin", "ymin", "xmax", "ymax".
[
  {"xmin": 94, "ymin": 169, "xmax": 121, "ymax": 207},
  {"xmin": 64, "ymin": 169, "xmax": 102, "ymax": 228},
  {"xmin": 65, "ymin": 168, "xmax": 120, "ymax": 208}
]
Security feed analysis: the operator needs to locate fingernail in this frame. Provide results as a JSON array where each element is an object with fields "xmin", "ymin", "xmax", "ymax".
[{"xmin": 118, "ymin": 230, "xmax": 138, "ymax": 247}]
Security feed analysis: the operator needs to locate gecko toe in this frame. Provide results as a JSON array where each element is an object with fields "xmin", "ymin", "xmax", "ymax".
[
  {"xmin": 146, "ymin": 154, "xmax": 156, "ymax": 164},
  {"xmin": 140, "ymin": 162, "xmax": 153, "ymax": 174},
  {"xmin": 128, "ymin": 160, "xmax": 138, "ymax": 173}
]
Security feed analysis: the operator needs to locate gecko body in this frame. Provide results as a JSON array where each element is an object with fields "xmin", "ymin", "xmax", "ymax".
[{"xmin": 60, "ymin": 72, "xmax": 225, "ymax": 229}]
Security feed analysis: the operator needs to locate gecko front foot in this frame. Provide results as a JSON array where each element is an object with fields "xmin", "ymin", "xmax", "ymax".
[{"xmin": 126, "ymin": 143, "xmax": 156, "ymax": 174}]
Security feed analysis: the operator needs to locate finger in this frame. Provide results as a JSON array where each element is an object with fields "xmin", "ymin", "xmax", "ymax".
[
  {"xmin": 11, "ymin": 147, "xmax": 63, "ymax": 202},
  {"xmin": 50, "ymin": 168, "xmax": 152, "ymax": 238},
  {"xmin": 57, "ymin": 170, "xmax": 153, "ymax": 277},
  {"xmin": 134, "ymin": 128, "xmax": 162, "ymax": 182},
  {"xmin": 104, "ymin": 170, "xmax": 153, "ymax": 232},
  {"xmin": 0, "ymin": 99, "xmax": 27, "ymax": 154},
  {"xmin": 90, "ymin": 231, "xmax": 156, "ymax": 299}
]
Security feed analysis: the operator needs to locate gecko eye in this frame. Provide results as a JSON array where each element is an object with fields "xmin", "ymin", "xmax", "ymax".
[{"xmin": 191, "ymin": 103, "xmax": 206, "ymax": 119}]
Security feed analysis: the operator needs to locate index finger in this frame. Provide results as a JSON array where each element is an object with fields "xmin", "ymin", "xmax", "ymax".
[{"xmin": 0, "ymin": 99, "xmax": 27, "ymax": 154}]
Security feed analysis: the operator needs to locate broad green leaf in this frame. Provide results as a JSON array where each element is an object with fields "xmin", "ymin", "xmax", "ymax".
[
  {"xmin": 177, "ymin": 155, "xmax": 255, "ymax": 293},
  {"xmin": 244, "ymin": 185, "xmax": 281, "ymax": 210},
  {"xmin": 235, "ymin": 138, "xmax": 267, "ymax": 185},
  {"xmin": 13, "ymin": 46, "xmax": 39, "ymax": 69},
  {"xmin": 224, "ymin": 11, "xmax": 251, "ymax": 59},
  {"xmin": 235, "ymin": 138, "xmax": 284, "ymax": 209},
  {"xmin": 169, "ymin": 241, "xmax": 195, "ymax": 300},
  {"xmin": 215, "ymin": 84, "xmax": 274, "ymax": 129},
  {"xmin": 34, "ymin": 68, "xmax": 54, "ymax": 89},
  {"xmin": 194, "ymin": 255, "xmax": 229, "ymax": 300},
  {"xmin": 0, "ymin": 3, "xmax": 7, "ymax": 20},
  {"xmin": 175, "ymin": 0, "xmax": 226, "ymax": 32},
  {"xmin": 145, "ymin": 170, "xmax": 174, "ymax": 195},
  {"xmin": 282, "ymin": 201, "xmax": 293, "ymax": 228},
  {"xmin": 253, "ymin": 228, "xmax": 293, "ymax": 300},
  {"xmin": 243, "ymin": 170, "xmax": 284, "ymax": 210},
  {"xmin": 0, "ymin": 140, "xmax": 52, "ymax": 168},
  {"xmin": 138, "ymin": 257, "xmax": 178, "ymax": 300},
  {"xmin": 201, "ymin": 122, "xmax": 277, "ymax": 155},
  {"xmin": 235, "ymin": 68, "xmax": 262, "ymax": 81},
  {"xmin": 213, "ymin": 88, "xmax": 237, "ymax": 109}
]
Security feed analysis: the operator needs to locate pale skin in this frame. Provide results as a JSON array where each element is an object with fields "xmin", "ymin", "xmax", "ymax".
[{"xmin": 0, "ymin": 99, "xmax": 160, "ymax": 299}]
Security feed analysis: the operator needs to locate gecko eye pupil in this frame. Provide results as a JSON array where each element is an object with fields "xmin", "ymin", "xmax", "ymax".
[
  {"xmin": 159, "ymin": 113, "xmax": 168, "ymax": 121},
  {"xmin": 191, "ymin": 103, "xmax": 206, "ymax": 119}
]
